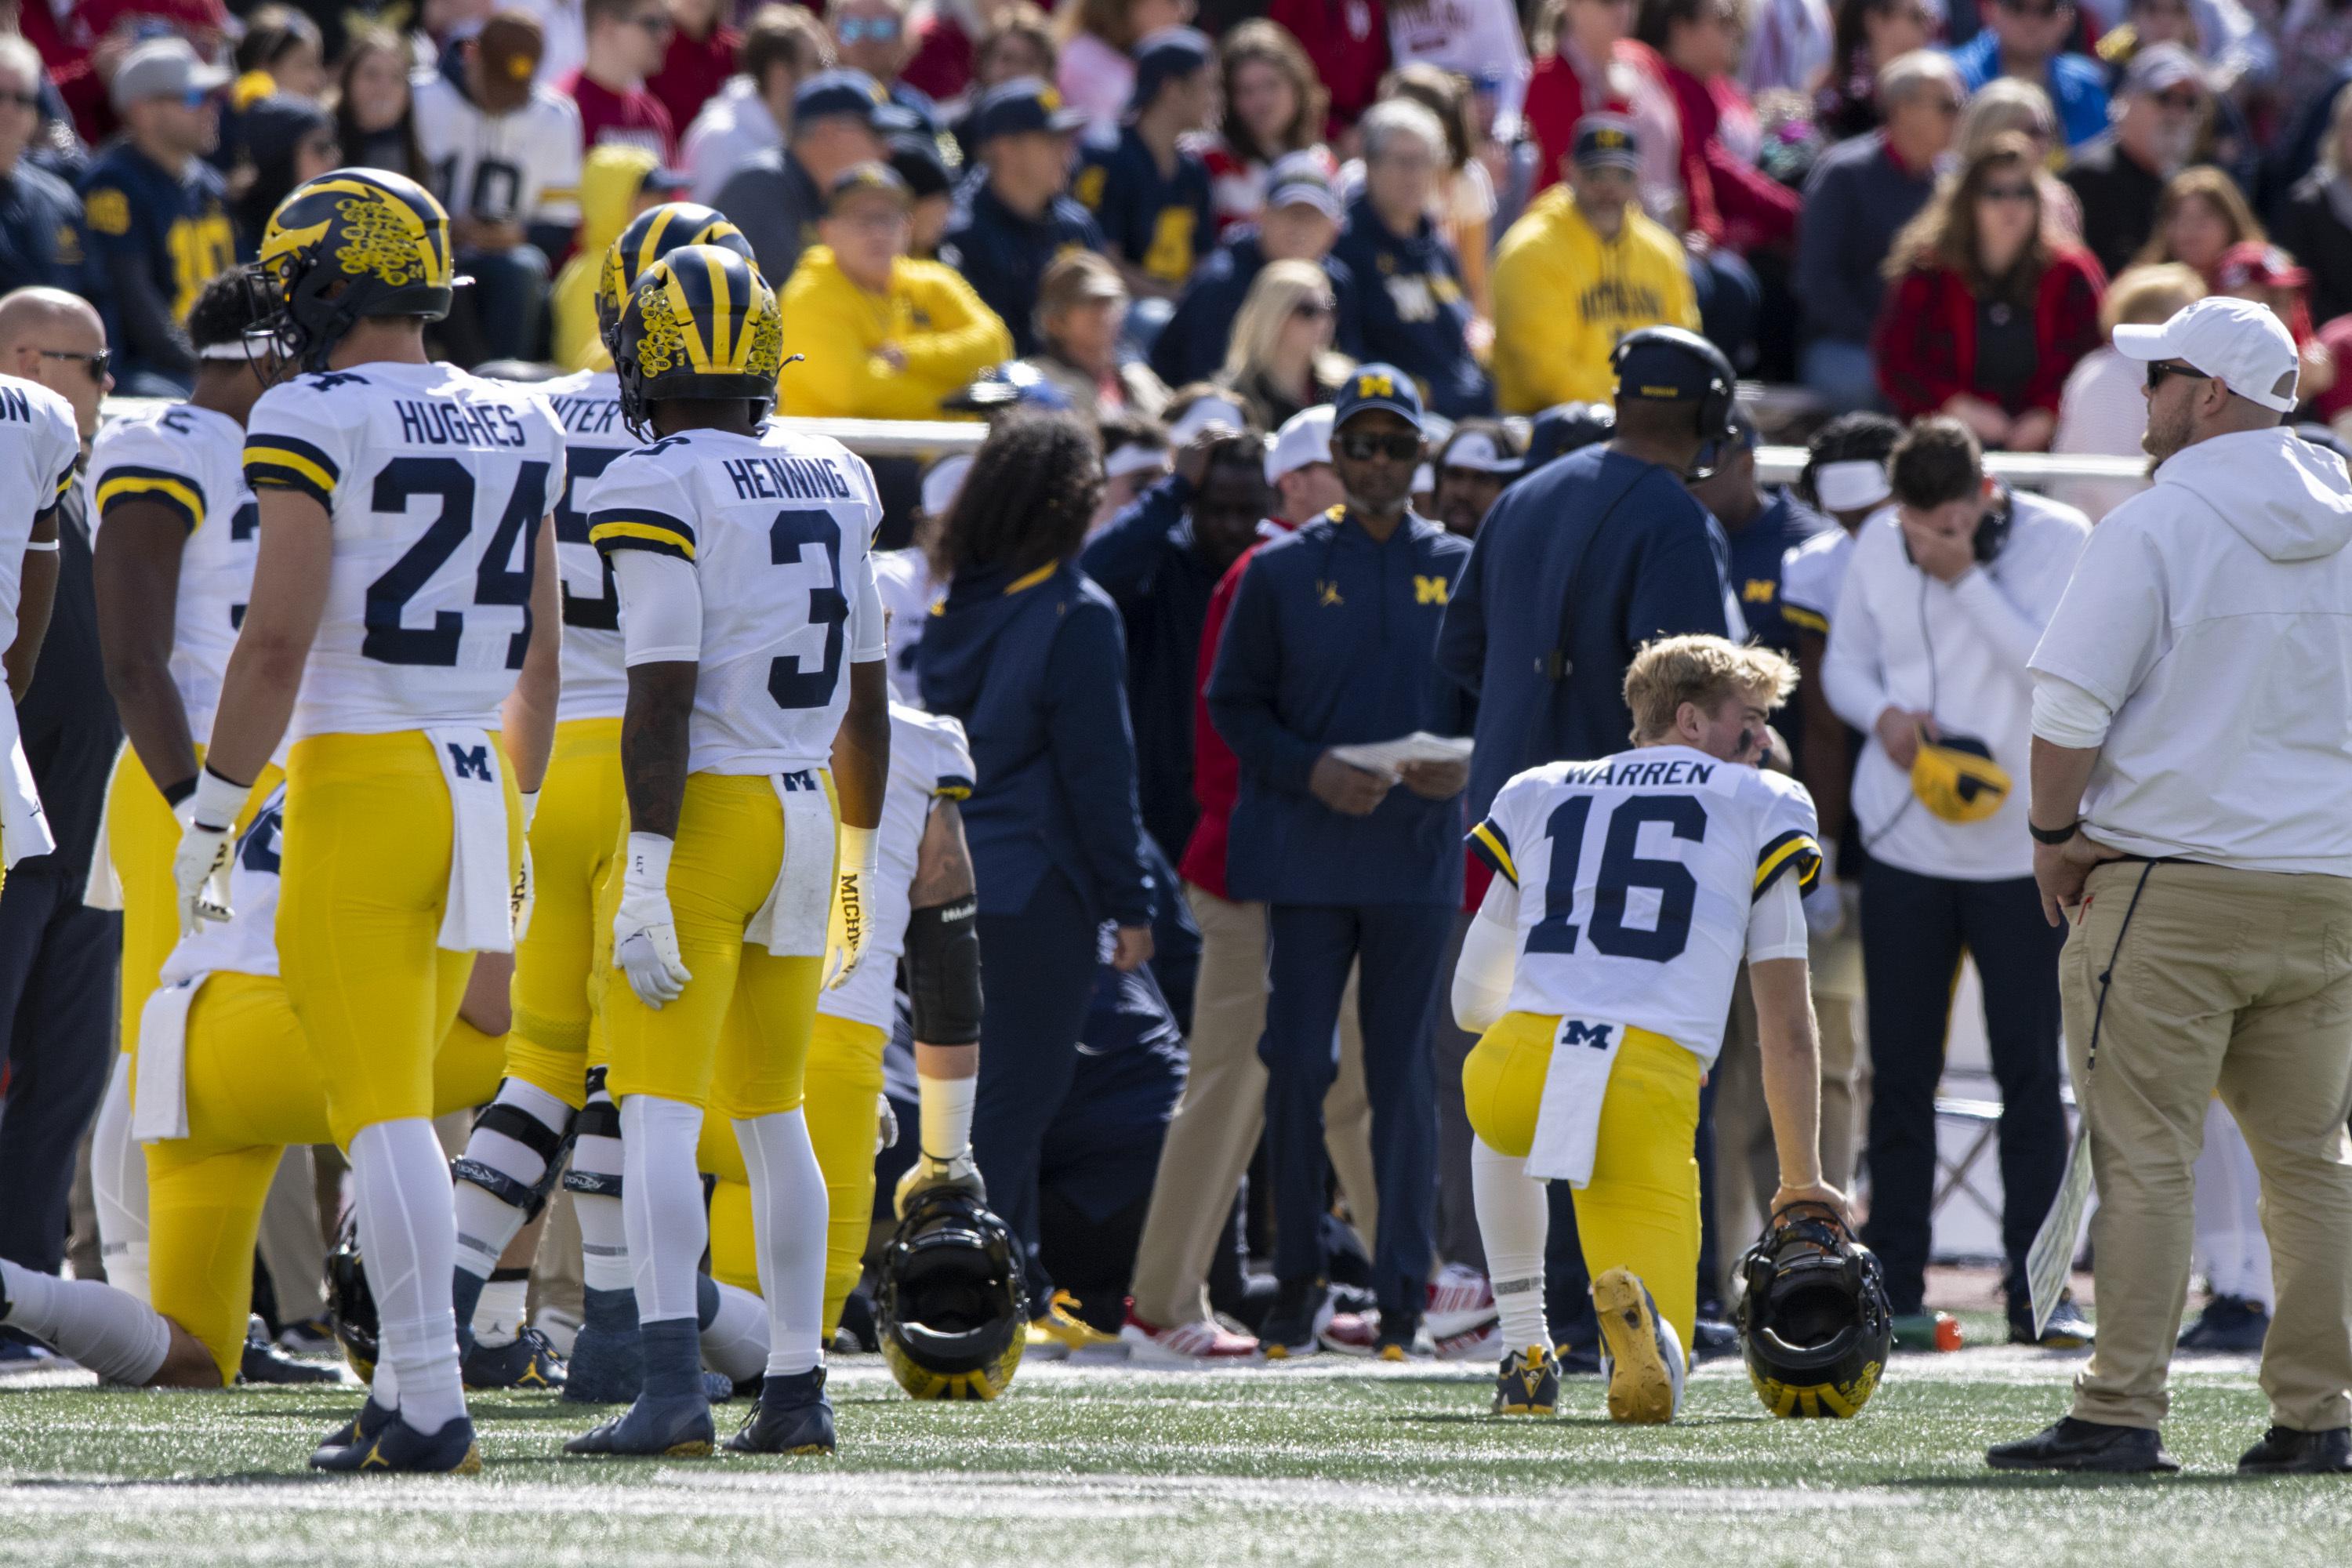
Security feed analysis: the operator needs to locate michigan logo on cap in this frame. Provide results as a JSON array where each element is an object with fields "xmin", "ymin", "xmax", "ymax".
[
  {"xmin": 1356, "ymin": 371, "xmax": 1396, "ymax": 398},
  {"xmin": 1595, "ymin": 126, "xmax": 1630, "ymax": 147},
  {"xmin": 1911, "ymin": 735, "xmax": 2011, "ymax": 824},
  {"xmin": 1038, "ymin": 85, "xmax": 1064, "ymax": 111}
]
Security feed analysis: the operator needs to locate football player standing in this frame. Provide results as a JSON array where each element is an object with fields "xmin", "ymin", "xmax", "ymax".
[
  {"xmin": 564, "ymin": 243, "xmax": 888, "ymax": 1458},
  {"xmin": 1453, "ymin": 635, "xmax": 1846, "ymax": 1423},
  {"xmin": 172, "ymin": 169, "xmax": 565, "ymax": 1474}
]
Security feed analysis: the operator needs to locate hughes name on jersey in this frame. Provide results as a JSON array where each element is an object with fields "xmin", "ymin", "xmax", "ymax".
[
  {"xmin": 586, "ymin": 423, "xmax": 885, "ymax": 775},
  {"xmin": 1469, "ymin": 747, "xmax": 1822, "ymax": 1065},
  {"xmin": 89, "ymin": 403, "xmax": 259, "ymax": 744},
  {"xmin": 242, "ymin": 363, "xmax": 568, "ymax": 738},
  {"xmin": 535, "ymin": 367, "xmax": 634, "ymax": 724}
]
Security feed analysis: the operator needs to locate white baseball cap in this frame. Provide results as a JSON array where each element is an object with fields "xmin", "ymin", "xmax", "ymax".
[
  {"xmin": 920, "ymin": 452, "xmax": 974, "ymax": 518},
  {"xmin": 2113, "ymin": 296, "xmax": 2302, "ymax": 413},
  {"xmin": 1265, "ymin": 405, "xmax": 1335, "ymax": 485}
]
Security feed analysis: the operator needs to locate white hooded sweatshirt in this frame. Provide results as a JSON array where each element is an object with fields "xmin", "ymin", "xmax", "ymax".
[{"xmin": 2029, "ymin": 426, "xmax": 2352, "ymax": 874}]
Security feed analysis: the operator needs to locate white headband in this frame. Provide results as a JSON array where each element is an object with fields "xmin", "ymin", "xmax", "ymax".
[
  {"xmin": 197, "ymin": 332, "xmax": 294, "ymax": 362},
  {"xmin": 1167, "ymin": 395, "xmax": 1249, "ymax": 445},
  {"xmin": 1815, "ymin": 459, "xmax": 1892, "ymax": 513},
  {"xmin": 1104, "ymin": 441, "xmax": 1172, "ymax": 481}
]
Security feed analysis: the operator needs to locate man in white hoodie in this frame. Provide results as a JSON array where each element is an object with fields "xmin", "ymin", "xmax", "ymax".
[
  {"xmin": 1991, "ymin": 298, "xmax": 2352, "ymax": 1477},
  {"xmin": 1822, "ymin": 416, "xmax": 2092, "ymax": 1353}
]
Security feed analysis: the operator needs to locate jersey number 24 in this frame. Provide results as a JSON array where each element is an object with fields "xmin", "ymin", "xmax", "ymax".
[
  {"xmin": 364, "ymin": 456, "xmax": 548, "ymax": 670},
  {"xmin": 1528, "ymin": 795, "xmax": 1707, "ymax": 964}
]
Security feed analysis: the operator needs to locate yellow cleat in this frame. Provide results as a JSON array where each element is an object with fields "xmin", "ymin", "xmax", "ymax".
[
  {"xmin": 1025, "ymin": 1290, "xmax": 1121, "ymax": 1361},
  {"xmin": 1592, "ymin": 1268, "xmax": 1686, "ymax": 1425}
]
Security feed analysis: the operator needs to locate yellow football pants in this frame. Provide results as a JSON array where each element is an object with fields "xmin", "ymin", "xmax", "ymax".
[
  {"xmin": 505, "ymin": 718, "xmax": 625, "ymax": 1109},
  {"xmin": 278, "ymin": 730, "xmax": 517, "ymax": 1147},
  {"xmin": 1464, "ymin": 1013, "xmax": 1704, "ymax": 1356},
  {"xmin": 143, "ymin": 968, "xmax": 511, "ymax": 1383},
  {"xmin": 597, "ymin": 771, "xmax": 826, "ymax": 1120},
  {"xmin": 105, "ymin": 742, "xmax": 283, "ymax": 1058},
  {"xmin": 700, "ymin": 1013, "xmax": 887, "ymax": 1337}
]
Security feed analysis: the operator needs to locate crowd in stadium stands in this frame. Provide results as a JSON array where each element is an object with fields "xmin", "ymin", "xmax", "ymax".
[{"xmin": 5, "ymin": 0, "xmax": 2350, "ymax": 1367}]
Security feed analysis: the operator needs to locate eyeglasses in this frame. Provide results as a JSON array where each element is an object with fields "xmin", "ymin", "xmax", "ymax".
[
  {"xmin": 1335, "ymin": 432, "xmax": 1420, "ymax": 463},
  {"xmin": 38, "ymin": 347, "xmax": 110, "ymax": 382},
  {"xmin": 2144, "ymin": 359, "xmax": 2209, "ymax": 390},
  {"xmin": 837, "ymin": 16, "xmax": 903, "ymax": 43},
  {"xmin": 1292, "ymin": 298, "xmax": 1334, "ymax": 319},
  {"xmin": 179, "ymin": 86, "xmax": 216, "ymax": 109},
  {"xmin": 1980, "ymin": 180, "xmax": 2037, "ymax": 203}
]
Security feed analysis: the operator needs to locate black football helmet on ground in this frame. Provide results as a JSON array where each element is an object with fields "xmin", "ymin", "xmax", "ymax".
[
  {"xmin": 877, "ymin": 1187, "xmax": 1028, "ymax": 1400},
  {"xmin": 252, "ymin": 167, "xmax": 455, "ymax": 372},
  {"xmin": 1736, "ymin": 1203, "xmax": 1891, "ymax": 1418},
  {"xmin": 324, "ymin": 1215, "xmax": 379, "ymax": 1382}
]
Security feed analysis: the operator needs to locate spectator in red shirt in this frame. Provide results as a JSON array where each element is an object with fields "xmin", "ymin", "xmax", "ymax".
[
  {"xmin": 1200, "ymin": 19, "xmax": 1329, "ymax": 237},
  {"xmin": 1526, "ymin": 0, "xmax": 1679, "ymax": 195},
  {"xmin": 1266, "ymin": 0, "xmax": 1389, "ymax": 140},
  {"xmin": 1641, "ymin": 0, "xmax": 1800, "ymax": 256},
  {"xmin": 1874, "ymin": 131, "xmax": 2107, "ymax": 448},
  {"xmin": 558, "ymin": 0, "xmax": 679, "ymax": 161},
  {"xmin": 644, "ymin": 0, "xmax": 739, "ymax": 135}
]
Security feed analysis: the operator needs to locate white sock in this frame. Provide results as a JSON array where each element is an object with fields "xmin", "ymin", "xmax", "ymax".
[
  {"xmin": 619, "ymin": 1094, "xmax": 706, "ymax": 1325},
  {"xmin": 573, "ymin": 1091, "xmax": 632, "ymax": 1294},
  {"xmin": 0, "ymin": 1259, "xmax": 171, "ymax": 1385},
  {"xmin": 1472, "ymin": 1136, "xmax": 1551, "ymax": 1355},
  {"xmin": 733, "ymin": 1109, "xmax": 827, "ymax": 1377},
  {"xmin": 473, "ymin": 1276, "xmax": 529, "ymax": 1347},
  {"xmin": 349, "ymin": 1118, "xmax": 466, "ymax": 1434},
  {"xmin": 91, "ymin": 1054, "xmax": 151, "ymax": 1305},
  {"xmin": 452, "ymin": 1080, "xmax": 572, "ymax": 1279},
  {"xmin": 917, "ymin": 1073, "xmax": 975, "ymax": 1159},
  {"xmin": 699, "ymin": 1278, "xmax": 771, "ymax": 1384}
]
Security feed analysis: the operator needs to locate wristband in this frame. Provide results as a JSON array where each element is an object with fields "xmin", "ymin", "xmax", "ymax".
[
  {"xmin": 189, "ymin": 764, "xmax": 251, "ymax": 832},
  {"xmin": 839, "ymin": 822, "xmax": 879, "ymax": 878},
  {"xmin": 622, "ymin": 831, "xmax": 673, "ymax": 891},
  {"xmin": 518, "ymin": 789, "xmax": 540, "ymax": 831},
  {"xmin": 2028, "ymin": 819, "xmax": 2079, "ymax": 845},
  {"xmin": 158, "ymin": 775, "xmax": 197, "ymax": 809}
]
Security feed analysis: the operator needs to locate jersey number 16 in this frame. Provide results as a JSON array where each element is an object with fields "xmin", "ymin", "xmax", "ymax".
[{"xmin": 1528, "ymin": 795, "xmax": 1708, "ymax": 964}]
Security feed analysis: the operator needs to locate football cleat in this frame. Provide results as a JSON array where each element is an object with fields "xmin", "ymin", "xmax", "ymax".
[
  {"xmin": 463, "ymin": 1327, "xmax": 568, "ymax": 1391},
  {"xmin": 2011, "ymin": 1294, "xmax": 2094, "ymax": 1350},
  {"xmin": 1318, "ymin": 1308, "xmax": 1381, "ymax": 1357},
  {"xmin": 276, "ymin": 1316, "xmax": 336, "ymax": 1356},
  {"xmin": 1493, "ymin": 1345, "xmax": 1561, "ymax": 1416},
  {"xmin": 1120, "ymin": 1312, "xmax": 1260, "ymax": 1365},
  {"xmin": 2179, "ymin": 1294, "xmax": 2270, "ymax": 1353},
  {"xmin": 311, "ymin": 1396, "xmax": 394, "ymax": 1462},
  {"xmin": 563, "ymin": 1287, "xmax": 644, "ymax": 1404},
  {"xmin": 563, "ymin": 1391, "xmax": 715, "ymax": 1457},
  {"xmin": 1428, "ymin": 1264, "xmax": 1503, "ymax": 1362},
  {"xmin": 1258, "ymin": 1277, "xmax": 1332, "ymax": 1362},
  {"xmin": 1025, "ymin": 1291, "xmax": 1122, "ymax": 1362},
  {"xmin": 1592, "ymin": 1268, "xmax": 1686, "ymax": 1425},
  {"xmin": 240, "ymin": 1315, "xmax": 345, "ymax": 1385},
  {"xmin": 310, "ymin": 1412, "xmax": 482, "ymax": 1475},
  {"xmin": 724, "ymin": 1367, "xmax": 837, "ymax": 1455}
]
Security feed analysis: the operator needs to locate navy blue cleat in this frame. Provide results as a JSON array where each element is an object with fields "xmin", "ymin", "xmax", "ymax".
[
  {"xmin": 564, "ymin": 1392, "xmax": 715, "ymax": 1457},
  {"xmin": 724, "ymin": 1367, "xmax": 837, "ymax": 1455},
  {"xmin": 463, "ymin": 1327, "xmax": 568, "ymax": 1391},
  {"xmin": 563, "ymin": 1287, "xmax": 644, "ymax": 1404},
  {"xmin": 1493, "ymin": 1345, "xmax": 1561, "ymax": 1416},
  {"xmin": 310, "ymin": 1412, "xmax": 482, "ymax": 1474},
  {"xmin": 310, "ymin": 1397, "xmax": 396, "ymax": 1464},
  {"xmin": 241, "ymin": 1315, "xmax": 345, "ymax": 1385}
]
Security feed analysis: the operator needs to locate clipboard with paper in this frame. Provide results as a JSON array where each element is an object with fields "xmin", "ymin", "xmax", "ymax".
[{"xmin": 1327, "ymin": 731, "xmax": 1473, "ymax": 782}]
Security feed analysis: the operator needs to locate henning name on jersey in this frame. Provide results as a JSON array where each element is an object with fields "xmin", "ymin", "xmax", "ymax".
[
  {"xmin": 393, "ymin": 398, "xmax": 535, "ymax": 450},
  {"xmin": 1558, "ymin": 756, "xmax": 1722, "ymax": 790},
  {"xmin": 722, "ymin": 453, "xmax": 856, "ymax": 503}
]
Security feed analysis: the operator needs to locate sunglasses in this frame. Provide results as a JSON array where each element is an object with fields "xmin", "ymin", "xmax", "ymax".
[
  {"xmin": 2144, "ymin": 359, "xmax": 2209, "ymax": 390},
  {"xmin": 837, "ymin": 16, "xmax": 902, "ymax": 42},
  {"xmin": 1980, "ymin": 181, "xmax": 2037, "ymax": 203},
  {"xmin": 1336, "ymin": 432, "xmax": 1420, "ymax": 463},
  {"xmin": 38, "ymin": 347, "xmax": 110, "ymax": 381}
]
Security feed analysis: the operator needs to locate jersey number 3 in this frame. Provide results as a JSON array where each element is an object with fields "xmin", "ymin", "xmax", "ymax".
[
  {"xmin": 364, "ymin": 456, "xmax": 550, "ymax": 669},
  {"xmin": 1527, "ymin": 795, "xmax": 1707, "ymax": 963},
  {"xmin": 768, "ymin": 508, "xmax": 847, "ymax": 710}
]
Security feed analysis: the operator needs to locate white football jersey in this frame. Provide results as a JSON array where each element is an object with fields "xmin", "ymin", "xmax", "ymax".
[
  {"xmin": 871, "ymin": 546, "xmax": 942, "ymax": 706},
  {"xmin": 243, "ymin": 362, "xmax": 568, "ymax": 740},
  {"xmin": 0, "ymin": 373, "xmax": 84, "ymax": 651},
  {"xmin": 1470, "ymin": 746, "xmax": 1821, "ymax": 1065},
  {"xmin": 589, "ymin": 423, "xmax": 885, "ymax": 775},
  {"xmin": 89, "ymin": 403, "xmax": 256, "ymax": 745},
  {"xmin": 413, "ymin": 72, "xmax": 584, "ymax": 231},
  {"xmin": 819, "ymin": 702, "xmax": 976, "ymax": 1033},
  {"xmin": 162, "ymin": 782, "xmax": 287, "ymax": 982},
  {"xmin": 1779, "ymin": 524, "xmax": 1853, "ymax": 637},
  {"xmin": 535, "ymin": 368, "xmax": 635, "ymax": 724}
]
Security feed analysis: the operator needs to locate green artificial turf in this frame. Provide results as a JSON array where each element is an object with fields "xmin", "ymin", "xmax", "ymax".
[{"xmin": 0, "ymin": 1349, "xmax": 2339, "ymax": 1567}]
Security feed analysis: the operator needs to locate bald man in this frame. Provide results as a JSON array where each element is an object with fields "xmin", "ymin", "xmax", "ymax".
[{"xmin": 0, "ymin": 284, "xmax": 122, "ymax": 1306}]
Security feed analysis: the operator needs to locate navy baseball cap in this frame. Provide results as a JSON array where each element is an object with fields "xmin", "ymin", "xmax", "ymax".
[
  {"xmin": 1573, "ymin": 113, "xmax": 1641, "ymax": 172},
  {"xmin": 827, "ymin": 161, "xmax": 910, "ymax": 210},
  {"xmin": 1128, "ymin": 27, "xmax": 1213, "ymax": 114},
  {"xmin": 887, "ymin": 130, "xmax": 953, "ymax": 199},
  {"xmin": 970, "ymin": 76, "xmax": 1091, "ymax": 143},
  {"xmin": 1513, "ymin": 401, "xmax": 1615, "ymax": 475},
  {"xmin": 794, "ymin": 68, "xmax": 909, "ymax": 130},
  {"xmin": 1333, "ymin": 363, "xmax": 1424, "ymax": 432}
]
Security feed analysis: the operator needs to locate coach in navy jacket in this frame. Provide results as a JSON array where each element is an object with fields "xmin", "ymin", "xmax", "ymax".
[{"xmin": 1207, "ymin": 365, "xmax": 1468, "ymax": 1352}]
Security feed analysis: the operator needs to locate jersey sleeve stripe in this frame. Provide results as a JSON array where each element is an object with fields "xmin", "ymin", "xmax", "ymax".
[
  {"xmin": 589, "ymin": 511, "xmax": 698, "ymax": 561},
  {"xmin": 50, "ymin": 463, "xmax": 76, "ymax": 501},
  {"xmin": 934, "ymin": 773, "xmax": 975, "ymax": 800},
  {"xmin": 243, "ymin": 437, "xmax": 339, "ymax": 503},
  {"xmin": 95, "ymin": 467, "xmax": 205, "ymax": 531},
  {"xmin": 1467, "ymin": 820, "xmax": 1517, "ymax": 887},
  {"xmin": 1755, "ymin": 830, "xmax": 1823, "ymax": 900},
  {"xmin": 1780, "ymin": 604, "xmax": 1828, "ymax": 635}
]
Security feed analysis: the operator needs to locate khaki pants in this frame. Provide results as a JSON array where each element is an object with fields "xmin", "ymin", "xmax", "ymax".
[
  {"xmin": 2067, "ymin": 858, "xmax": 2352, "ymax": 1432},
  {"xmin": 1127, "ymin": 884, "xmax": 1378, "ymax": 1327}
]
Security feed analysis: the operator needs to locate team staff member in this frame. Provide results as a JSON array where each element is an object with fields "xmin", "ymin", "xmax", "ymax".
[
  {"xmin": 1490, "ymin": 116, "xmax": 1700, "ymax": 416},
  {"xmin": 78, "ymin": 39, "xmax": 236, "ymax": 396},
  {"xmin": 1208, "ymin": 365, "xmax": 1471, "ymax": 1360},
  {"xmin": 919, "ymin": 409, "xmax": 1157, "ymax": 1360},
  {"xmin": 1438, "ymin": 327, "xmax": 1740, "ymax": 840},
  {"xmin": 1822, "ymin": 416, "xmax": 2090, "ymax": 1352},
  {"xmin": 939, "ymin": 78, "xmax": 1103, "ymax": 360},
  {"xmin": 1994, "ymin": 299, "xmax": 2352, "ymax": 1477},
  {"xmin": 1073, "ymin": 28, "xmax": 1217, "ymax": 303}
]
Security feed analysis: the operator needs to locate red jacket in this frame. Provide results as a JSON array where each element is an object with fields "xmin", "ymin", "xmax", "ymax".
[
  {"xmin": 1525, "ymin": 45, "xmax": 1635, "ymax": 194},
  {"xmin": 1872, "ymin": 249, "xmax": 2107, "ymax": 421},
  {"xmin": 1655, "ymin": 60, "xmax": 1798, "ymax": 253},
  {"xmin": 647, "ymin": 24, "xmax": 739, "ymax": 143},
  {"xmin": 902, "ymin": 12, "xmax": 974, "ymax": 103},
  {"xmin": 1268, "ymin": 0, "xmax": 1389, "ymax": 138},
  {"xmin": 1178, "ymin": 524, "xmax": 1292, "ymax": 900}
]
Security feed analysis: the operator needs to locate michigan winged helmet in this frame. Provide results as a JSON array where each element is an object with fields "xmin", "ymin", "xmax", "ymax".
[
  {"xmin": 1736, "ymin": 1204, "xmax": 1893, "ymax": 1419},
  {"xmin": 609, "ymin": 242, "xmax": 788, "ymax": 437},
  {"xmin": 251, "ymin": 168, "xmax": 456, "ymax": 372},
  {"xmin": 596, "ymin": 201, "xmax": 757, "ymax": 353},
  {"xmin": 877, "ymin": 1188, "xmax": 1029, "ymax": 1401}
]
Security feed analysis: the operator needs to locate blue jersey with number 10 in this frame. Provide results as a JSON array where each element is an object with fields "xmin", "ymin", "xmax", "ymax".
[
  {"xmin": 588, "ymin": 423, "xmax": 885, "ymax": 775},
  {"xmin": 1468, "ymin": 746, "xmax": 1821, "ymax": 1066}
]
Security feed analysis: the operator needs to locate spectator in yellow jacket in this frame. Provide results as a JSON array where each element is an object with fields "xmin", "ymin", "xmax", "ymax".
[
  {"xmin": 777, "ymin": 162, "xmax": 1015, "ymax": 419},
  {"xmin": 1490, "ymin": 115, "xmax": 1700, "ymax": 413},
  {"xmin": 549, "ymin": 143, "xmax": 677, "ymax": 372}
]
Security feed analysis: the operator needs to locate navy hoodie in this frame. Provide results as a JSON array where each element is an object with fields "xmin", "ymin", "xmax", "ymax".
[
  {"xmin": 1207, "ymin": 506, "xmax": 1471, "ymax": 906},
  {"xmin": 1149, "ymin": 230, "xmax": 1361, "ymax": 388},
  {"xmin": 917, "ymin": 557, "xmax": 1156, "ymax": 926},
  {"xmin": 1328, "ymin": 194, "xmax": 1493, "ymax": 420}
]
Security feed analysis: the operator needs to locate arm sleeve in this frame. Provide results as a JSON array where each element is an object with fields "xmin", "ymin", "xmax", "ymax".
[
  {"xmin": 1205, "ymin": 556, "xmax": 1327, "ymax": 796},
  {"xmin": 1045, "ymin": 599, "xmax": 1156, "ymax": 925},
  {"xmin": 1451, "ymin": 873, "xmax": 1520, "ymax": 1034},
  {"xmin": 100, "ymin": 248, "xmax": 197, "ymax": 380},
  {"xmin": 931, "ymin": 715, "xmax": 976, "ymax": 799},
  {"xmin": 2023, "ymin": 256, "xmax": 2107, "ymax": 417},
  {"xmin": 90, "ymin": 420, "xmax": 206, "ymax": 533},
  {"xmin": 245, "ymin": 382, "xmax": 359, "ymax": 507},
  {"xmin": 1821, "ymin": 533, "xmax": 1894, "ymax": 734},
  {"xmin": 2031, "ymin": 670, "xmax": 2113, "ymax": 748},
  {"xmin": 1744, "ymin": 867, "xmax": 1808, "ymax": 963},
  {"xmin": 610, "ymin": 546, "xmax": 702, "ymax": 664},
  {"xmin": 529, "ymin": 98, "xmax": 585, "ymax": 230},
  {"xmin": 1946, "ymin": 562, "xmax": 2053, "ymax": 679},
  {"xmin": 1077, "ymin": 475, "xmax": 1191, "ymax": 603}
]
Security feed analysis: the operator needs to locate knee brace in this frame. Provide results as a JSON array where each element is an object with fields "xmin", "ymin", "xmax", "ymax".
[
  {"xmin": 906, "ymin": 898, "xmax": 982, "ymax": 1046},
  {"xmin": 562, "ymin": 1088, "xmax": 625, "ymax": 1199},
  {"xmin": 453, "ymin": 1087, "xmax": 577, "ymax": 1218}
]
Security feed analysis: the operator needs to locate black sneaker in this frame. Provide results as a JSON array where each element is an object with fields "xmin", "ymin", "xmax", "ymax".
[
  {"xmin": 724, "ymin": 1367, "xmax": 836, "ymax": 1455},
  {"xmin": 1986, "ymin": 1417, "xmax": 2180, "ymax": 1473},
  {"xmin": 241, "ymin": 1315, "xmax": 345, "ymax": 1385},
  {"xmin": 311, "ymin": 1396, "xmax": 395, "ymax": 1463},
  {"xmin": 1258, "ymin": 1276, "xmax": 1329, "ymax": 1362},
  {"xmin": 462, "ymin": 1327, "xmax": 568, "ymax": 1391},
  {"xmin": 2179, "ymin": 1295, "xmax": 2270, "ymax": 1354},
  {"xmin": 2010, "ymin": 1294, "xmax": 2095, "ymax": 1350},
  {"xmin": 2238, "ymin": 1425, "xmax": 2352, "ymax": 1475}
]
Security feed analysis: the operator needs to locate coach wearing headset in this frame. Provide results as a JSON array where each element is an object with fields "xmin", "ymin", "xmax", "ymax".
[{"xmin": 1821, "ymin": 416, "xmax": 2089, "ymax": 1352}]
